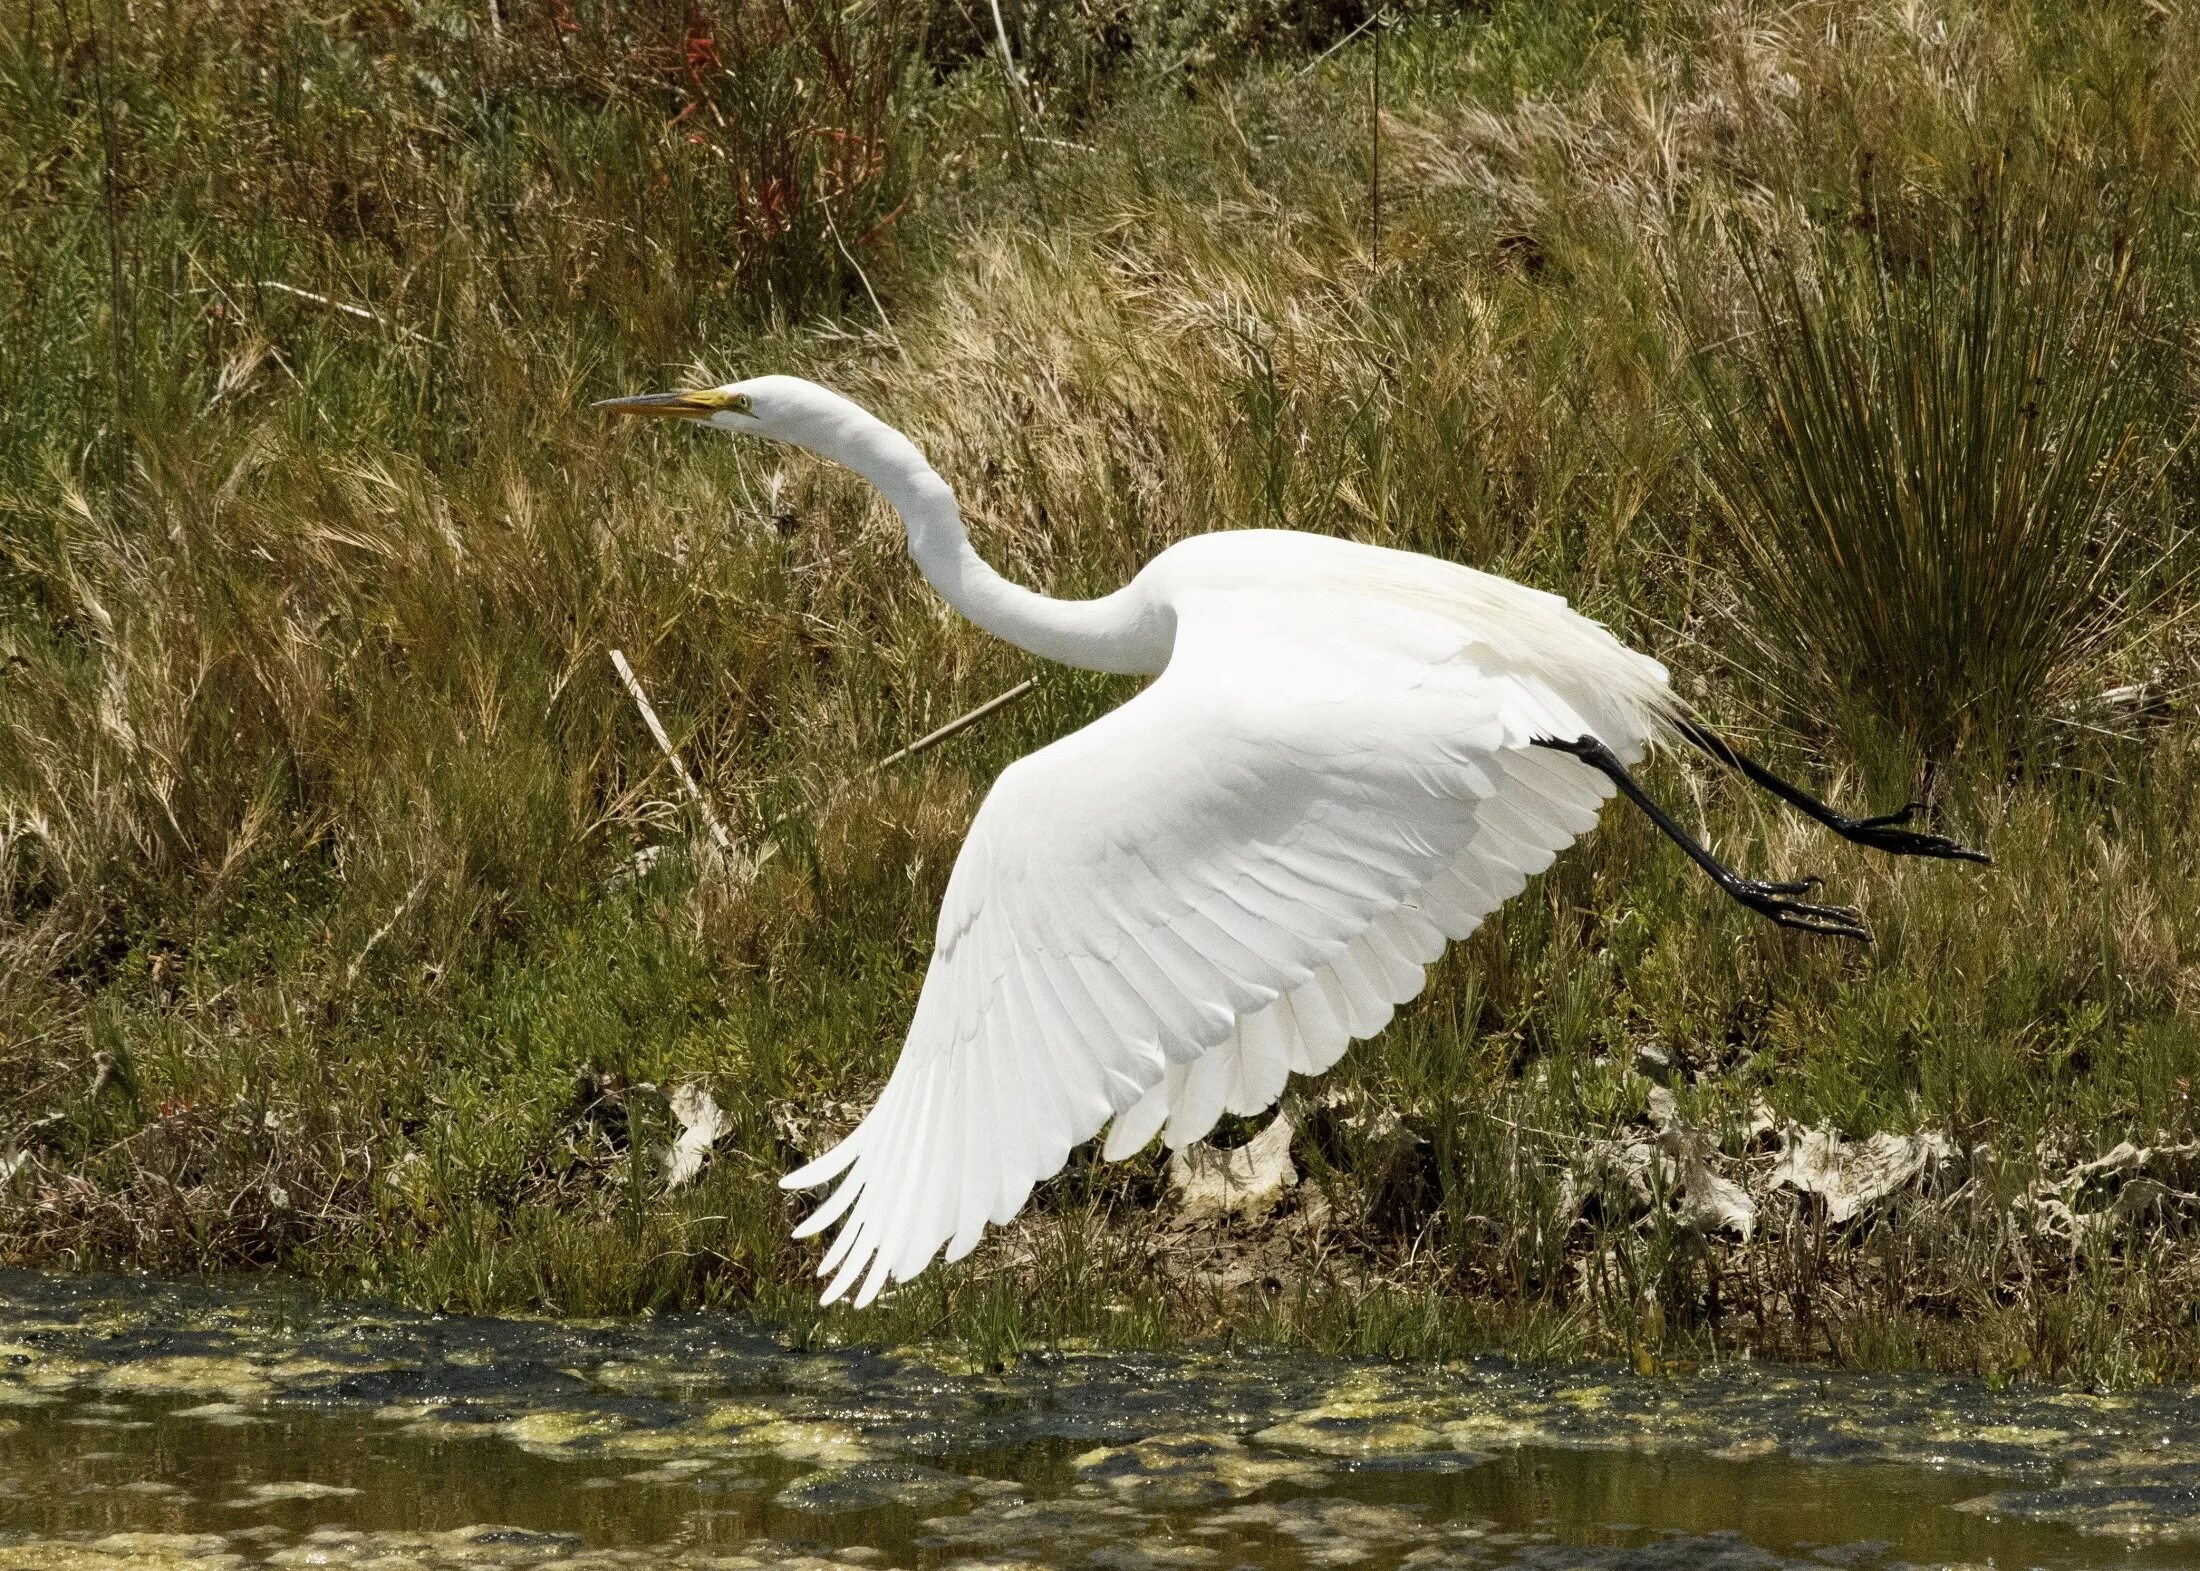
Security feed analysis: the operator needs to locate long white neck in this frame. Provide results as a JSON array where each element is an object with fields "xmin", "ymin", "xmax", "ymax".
[{"xmin": 797, "ymin": 398, "xmax": 1169, "ymax": 676}]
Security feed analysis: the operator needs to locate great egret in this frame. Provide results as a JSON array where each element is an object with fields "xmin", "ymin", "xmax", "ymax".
[{"xmin": 600, "ymin": 375, "xmax": 1987, "ymax": 1308}]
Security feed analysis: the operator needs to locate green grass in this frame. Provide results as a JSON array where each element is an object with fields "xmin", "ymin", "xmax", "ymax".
[{"xmin": 4, "ymin": 0, "xmax": 2200, "ymax": 1384}]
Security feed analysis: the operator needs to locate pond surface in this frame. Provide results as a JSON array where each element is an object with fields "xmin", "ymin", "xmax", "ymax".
[{"xmin": 1, "ymin": 1273, "xmax": 2196, "ymax": 1570}]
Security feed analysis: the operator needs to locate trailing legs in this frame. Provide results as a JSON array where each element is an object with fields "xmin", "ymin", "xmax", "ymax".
[
  {"xmin": 1532, "ymin": 734, "xmax": 1873, "ymax": 942},
  {"xmin": 1675, "ymin": 718, "xmax": 1990, "ymax": 865}
]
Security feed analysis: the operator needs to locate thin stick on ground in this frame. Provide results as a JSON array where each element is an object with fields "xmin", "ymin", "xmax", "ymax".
[
  {"xmin": 877, "ymin": 677, "xmax": 1041, "ymax": 770},
  {"xmin": 821, "ymin": 202, "xmax": 903, "ymax": 360},
  {"xmin": 610, "ymin": 648, "xmax": 738, "ymax": 861},
  {"xmin": 988, "ymin": 0, "xmax": 1033, "ymax": 117},
  {"xmin": 1291, "ymin": 4, "xmax": 1388, "ymax": 80},
  {"xmin": 1369, "ymin": 8, "xmax": 1382, "ymax": 270},
  {"xmin": 254, "ymin": 280, "xmax": 435, "ymax": 345},
  {"xmin": 753, "ymin": 676, "xmax": 1043, "ymax": 847}
]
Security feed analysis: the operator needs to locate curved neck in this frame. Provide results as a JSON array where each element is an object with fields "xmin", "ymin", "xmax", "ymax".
[{"xmin": 811, "ymin": 405, "xmax": 1167, "ymax": 676}]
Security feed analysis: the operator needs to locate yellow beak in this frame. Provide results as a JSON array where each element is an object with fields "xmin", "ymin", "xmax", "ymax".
[{"xmin": 593, "ymin": 389, "xmax": 727, "ymax": 421}]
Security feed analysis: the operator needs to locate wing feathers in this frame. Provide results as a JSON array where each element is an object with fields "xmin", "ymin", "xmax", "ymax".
[
  {"xmin": 1327, "ymin": 945, "xmax": 1394, "ymax": 1039},
  {"xmin": 1165, "ymin": 1034, "xmax": 1232, "ymax": 1149},
  {"xmin": 1234, "ymin": 1004, "xmax": 1293, "ymax": 1115},
  {"xmin": 1387, "ymin": 906, "xmax": 1448, "ymax": 963},
  {"xmin": 1102, "ymin": 1084, "xmax": 1170, "ymax": 1160},
  {"xmin": 786, "ymin": 583, "xmax": 1658, "ymax": 1302},
  {"xmin": 1106, "ymin": 735, "xmax": 1620, "ymax": 1162},
  {"xmin": 1283, "ymin": 976, "xmax": 1348, "ymax": 1073},
  {"xmin": 783, "ymin": 1134, "xmax": 864, "ymax": 1194},
  {"xmin": 1360, "ymin": 916, "xmax": 1427, "ymax": 1000}
]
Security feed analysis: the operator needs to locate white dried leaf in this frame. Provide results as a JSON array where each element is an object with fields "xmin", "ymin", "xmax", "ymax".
[
  {"xmin": 2038, "ymin": 1140, "xmax": 2200, "ymax": 1249},
  {"xmin": 1769, "ymin": 1126, "xmax": 1960, "ymax": 1224},
  {"xmin": 1559, "ymin": 1125, "xmax": 1753, "ymax": 1240},
  {"xmin": 1560, "ymin": 1137, "xmax": 1671, "ymax": 1219},
  {"xmin": 660, "ymin": 1082, "xmax": 731, "ymax": 1190},
  {"xmin": 1677, "ymin": 1161, "xmax": 1756, "ymax": 1240},
  {"xmin": 1170, "ymin": 1114, "xmax": 1297, "ymax": 1225},
  {"xmin": 1647, "ymin": 1087, "xmax": 1755, "ymax": 1240},
  {"xmin": 2069, "ymin": 1140, "xmax": 2150, "ymax": 1186}
]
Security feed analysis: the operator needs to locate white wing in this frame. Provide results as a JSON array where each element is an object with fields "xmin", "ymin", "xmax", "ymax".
[
  {"xmin": 1099, "ymin": 743, "xmax": 1615, "ymax": 1155},
  {"xmin": 782, "ymin": 585, "xmax": 1655, "ymax": 1305}
]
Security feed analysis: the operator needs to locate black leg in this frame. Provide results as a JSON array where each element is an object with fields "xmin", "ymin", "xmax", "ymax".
[
  {"xmin": 1676, "ymin": 719, "xmax": 1991, "ymax": 865},
  {"xmin": 1533, "ymin": 735, "xmax": 1872, "ymax": 942}
]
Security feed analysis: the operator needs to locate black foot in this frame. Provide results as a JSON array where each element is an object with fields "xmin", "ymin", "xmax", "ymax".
[
  {"xmin": 1675, "ymin": 720, "xmax": 1994, "ymax": 869},
  {"xmin": 1828, "ymin": 802, "xmax": 1993, "ymax": 865},
  {"xmin": 1727, "ymin": 879, "xmax": 1872, "ymax": 942},
  {"xmin": 1742, "ymin": 873, "xmax": 1822, "ymax": 896}
]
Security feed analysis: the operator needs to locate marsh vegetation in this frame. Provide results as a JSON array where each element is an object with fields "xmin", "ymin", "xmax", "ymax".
[{"xmin": 3, "ymin": 0, "xmax": 2198, "ymax": 1381}]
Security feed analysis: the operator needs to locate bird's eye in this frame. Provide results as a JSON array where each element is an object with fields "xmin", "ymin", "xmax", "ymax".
[{"xmin": 725, "ymin": 392, "xmax": 752, "ymax": 416}]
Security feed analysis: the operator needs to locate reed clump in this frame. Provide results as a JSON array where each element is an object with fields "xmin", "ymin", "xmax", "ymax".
[{"xmin": 1695, "ymin": 170, "xmax": 2167, "ymax": 759}]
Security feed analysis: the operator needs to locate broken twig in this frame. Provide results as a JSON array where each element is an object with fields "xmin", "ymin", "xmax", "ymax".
[
  {"xmin": 988, "ymin": 0, "xmax": 1033, "ymax": 116},
  {"xmin": 877, "ymin": 677, "xmax": 1041, "ymax": 770},
  {"xmin": 254, "ymin": 280, "xmax": 435, "ymax": 346},
  {"xmin": 610, "ymin": 648, "xmax": 737, "ymax": 860},
  {"xmin": 1292, "ymin": 4, "xmax": 1389, "ymax": 80}
]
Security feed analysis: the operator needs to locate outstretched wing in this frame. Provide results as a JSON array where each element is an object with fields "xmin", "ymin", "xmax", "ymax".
[
  {"xmin": 782, "ymin": 586, "xmax": 1644, "ymax": 1306},
  {"xmin": 1098, "ymin": 741, "xmax": 1616, "ymax": 1156}
]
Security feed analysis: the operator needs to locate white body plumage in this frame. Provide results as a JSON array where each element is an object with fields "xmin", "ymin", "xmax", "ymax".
[{"xmin": 599, "ymin": 375, "xmax": 1677, "ymax": 1308}]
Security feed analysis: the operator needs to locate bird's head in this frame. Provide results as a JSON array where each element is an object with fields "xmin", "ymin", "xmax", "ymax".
[
  {"xmin": 597, "ymin": 372, "xmax": 938, "ymax": 522},
  {"xmin": 595, "ymin": 374, "xmax": 853, "ymax": 449}
]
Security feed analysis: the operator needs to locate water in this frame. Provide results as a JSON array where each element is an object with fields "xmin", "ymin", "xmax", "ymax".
[{"xmin": 2, "ymin": 1273, "xmax": 2196, "ymax": 1569}]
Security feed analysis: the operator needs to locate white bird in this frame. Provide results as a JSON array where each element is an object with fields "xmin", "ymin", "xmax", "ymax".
[{"xmin": 600, "ymin": 374, "xmax": 1987, "ymax": 1308}]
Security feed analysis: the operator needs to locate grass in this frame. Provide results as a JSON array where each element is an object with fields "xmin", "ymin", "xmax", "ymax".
[
  {"xmin": 3, "ymin": 0, "xmax": 2199, "ymax": 1385},
  {"xmin": 1693, "ymin": 164, "xmax": 2168, "ymax": 758}
]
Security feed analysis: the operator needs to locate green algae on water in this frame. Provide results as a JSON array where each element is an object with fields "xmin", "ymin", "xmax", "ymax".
[{"xmin": 4, "ymin": 1273, "xmax": 2199, "ymax": 1570}]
